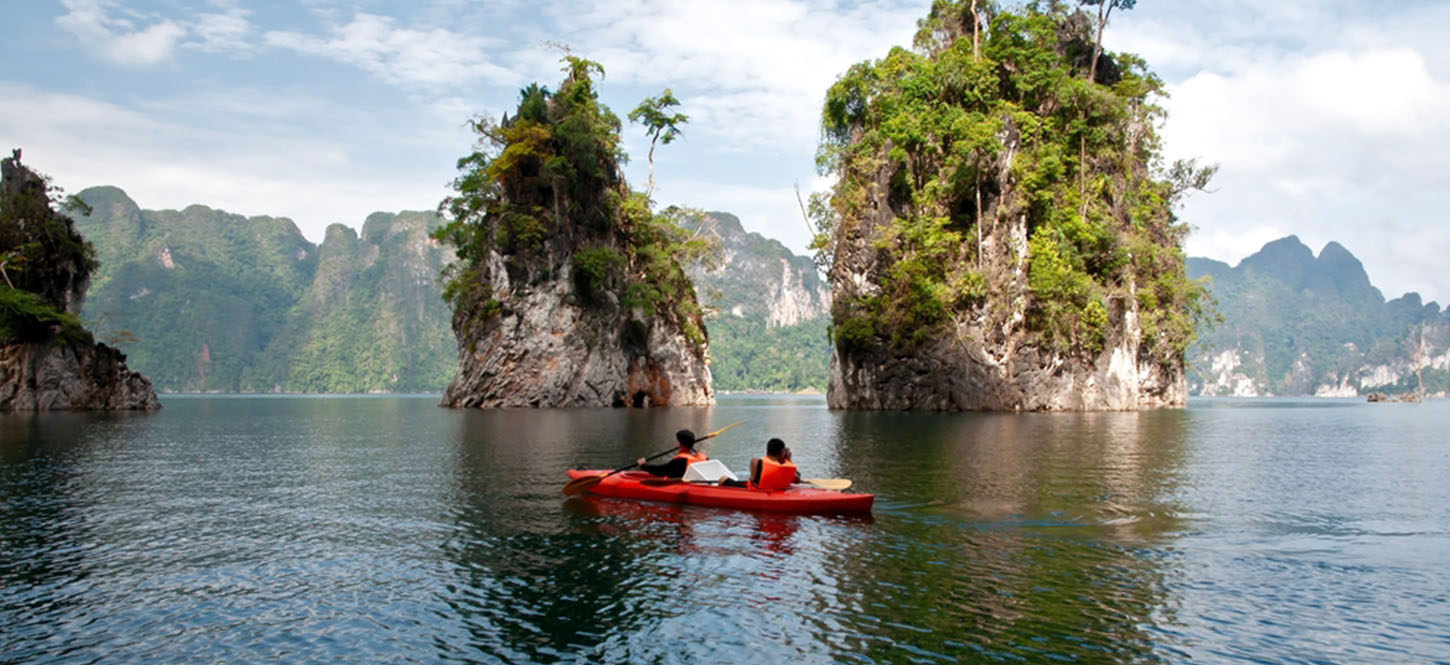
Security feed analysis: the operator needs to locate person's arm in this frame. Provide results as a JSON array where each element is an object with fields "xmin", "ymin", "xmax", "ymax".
[
  {"xmin": 748, "ymin": 458, "xmax": 762, "ymax": 486},
  {"xmin": 638, "ymin": 457, "xmax": 688, "ymax": 478},
  {"xmin": 784, "ymin": 448, "xmax": 801, "ymax": 482}
]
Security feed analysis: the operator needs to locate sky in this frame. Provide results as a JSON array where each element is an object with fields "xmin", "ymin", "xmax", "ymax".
[{"xmin": 2, "ymin": 0, "xmax": 1447, "ymax": 304}]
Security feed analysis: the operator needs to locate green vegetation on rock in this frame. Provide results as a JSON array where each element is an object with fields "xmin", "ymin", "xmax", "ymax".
[
  {"xmin": 816, "ymin": 0, "xmax": 1211, "ymax": 369},
  {"xmin": 0, "ymin": 158, "xmax": 95, "ymax": 345},
  {"xmin": 434, "ymin": 56, "xmax": 712, "ymax": 352}
]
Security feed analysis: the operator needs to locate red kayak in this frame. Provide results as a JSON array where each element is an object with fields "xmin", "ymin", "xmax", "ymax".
[{"xmin": 565, "ymin": 469, "xmax": 874, "ymax": 514}]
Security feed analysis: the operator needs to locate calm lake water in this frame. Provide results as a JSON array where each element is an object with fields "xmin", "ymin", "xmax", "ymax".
[{"xmin": 2, "ymin": 395, "xmax": 1447, "ymax": 664}]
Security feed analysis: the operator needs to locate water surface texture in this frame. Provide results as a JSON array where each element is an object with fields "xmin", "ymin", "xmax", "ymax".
[{"xmin": 2, "ymin": 396, "xmax": 1447, "ymax": 664}]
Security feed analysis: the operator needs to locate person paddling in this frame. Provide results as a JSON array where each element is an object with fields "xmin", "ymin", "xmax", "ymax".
[{"xmin": 636, "ymin": 429, "xmax": 708, "ymax": 478}]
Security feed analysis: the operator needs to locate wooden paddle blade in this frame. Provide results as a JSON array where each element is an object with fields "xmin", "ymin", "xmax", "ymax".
[
  {"xmin": 561, "ymin": 474, "xmax": 605, "ymax": 496},
  {"xmin": 804, "ymin": 478, "xmax": 852, "ymax": 490},
  {"xmin": 700, "ymin": 421, "xmax": 744, "ymax": 441}
]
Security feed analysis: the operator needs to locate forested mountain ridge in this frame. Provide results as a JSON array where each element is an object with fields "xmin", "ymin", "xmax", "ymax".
[
  {"xmin": 73, "ymin": 186, "xmax": 455, "ymax": 393},
  {"xmin": 686, "ymin": 212, "xmax": 830, "ymax": 392},
  {"xmin": 70, "ymin": 186, "xmax": 831, "ymax": 394},
  {"xmin": 1188, "ymin": 235, "xmax": 1449, "ymax": 397}
]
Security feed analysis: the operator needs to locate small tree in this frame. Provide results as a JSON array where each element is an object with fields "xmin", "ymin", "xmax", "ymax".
[
  {"xmin": 1079, "ymin": 0, "xmax": 1137, "ymax": 83},
  {"xmin": 628, "ymin": 89, "xmax": 687, "ymax": 197}
]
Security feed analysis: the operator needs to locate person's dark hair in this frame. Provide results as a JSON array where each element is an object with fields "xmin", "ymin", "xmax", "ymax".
[
  {"xmin": 767, "ymin": 438, "xmax": 786, "ymax": 456},
  {"xmin": 676, "ymin": 429, "xmax": 697, "ymax": 448}
]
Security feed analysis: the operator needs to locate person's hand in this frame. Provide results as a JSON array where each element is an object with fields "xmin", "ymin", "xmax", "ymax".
[{"xmin": 636, "ymin": 458, "xmax": 646, "ymax": 467}]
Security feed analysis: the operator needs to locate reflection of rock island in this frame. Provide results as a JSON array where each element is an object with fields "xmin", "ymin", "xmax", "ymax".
[
  {"xmin": 0, "ymin": 154, "xmax": 158, "ymax": 411},
  {"xmin": 824, "ymin": 406, "xmax": 1189, "ymax": 662}
]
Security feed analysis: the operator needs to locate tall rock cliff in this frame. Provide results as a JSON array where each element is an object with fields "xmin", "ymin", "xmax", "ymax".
[
  {"xmin": 817, "ymin": 4, "xmax": 1205, "ymax": 411},
  {"xmin": 435, "ymin": 59, "xmax": 712, "ymax": 408},
  {"xmin": 0, "ymin": 154, "xmax": 158, "ymax": 410},
  {"xmin": 685, "ymin": 212, "xmax": 831, "ymax": 392}
]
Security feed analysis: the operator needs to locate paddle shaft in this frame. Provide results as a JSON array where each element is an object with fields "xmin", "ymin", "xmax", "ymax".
[
  {"xmin": 612, "ymin": 423, "xmax": 739, "ymax": 476},
  {"xmin": 561, "ymin": 422, "xmax": 744, "ymax": 495}
]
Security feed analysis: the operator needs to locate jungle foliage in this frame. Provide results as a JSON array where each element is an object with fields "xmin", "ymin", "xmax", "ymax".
[
  {"xmin": 72, "ymin": 186, "xmax": 456, "ymax": 394},
  {"xmin": 434, "ymin": 56, "xmax": 712, "ymax": 350},
  {"xmin": 816, "ymin": 0, "xmax": 1211, "ymax": 365},
  {"xmin": 0, "ymin": 157, "xmax": 96, "ymax": 345}
]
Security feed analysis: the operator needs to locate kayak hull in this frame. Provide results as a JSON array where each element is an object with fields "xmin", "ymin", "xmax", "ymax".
[{"xmin": 566, "ymin": 469, "xmax": 873, "ymax": 514}]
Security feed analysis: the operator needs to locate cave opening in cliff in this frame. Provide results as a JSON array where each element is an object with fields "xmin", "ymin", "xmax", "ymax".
[{"xmin": 631, "ymin": 391, "xmax": 649, "ymax": 408}]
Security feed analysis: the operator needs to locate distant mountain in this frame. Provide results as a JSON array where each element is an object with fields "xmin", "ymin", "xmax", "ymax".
[
  {"xmin": 686, "ymin": 212, "xmax": 831, "ymax": 392},
  {"xmin": 1187, "ymin": 235, "xmax": 1448, "ymax": 397},
  {"xmin": 73, "ymin": 187, "xmax": 455, "ymax": 393},
  {"xmin": 72, "ymin": 190, "xmax": 831, "ymax": 394}
]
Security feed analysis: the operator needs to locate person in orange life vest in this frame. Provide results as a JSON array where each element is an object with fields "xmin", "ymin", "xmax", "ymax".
[
  {"xmin": 722, "ymin": 438, "xmax": 802, "ymax": 489},
  {"xmin": 637, "ymin": 429, "xmax": 708, "ymax": 478},
  {"xmin": 751, "ymin": 438, "xmax": 801, "ymax": 490}
]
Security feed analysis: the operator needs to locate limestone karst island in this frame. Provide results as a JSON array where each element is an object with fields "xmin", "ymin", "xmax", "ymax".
[{"xmin": 0, "ymin": 154, "xmax": 158, "ymax": 411}]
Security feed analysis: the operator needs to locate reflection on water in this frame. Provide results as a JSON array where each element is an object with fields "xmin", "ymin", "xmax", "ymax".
[{"xmin": 1, "ymin": 396, "xmax": 1448, "ymax": 664}]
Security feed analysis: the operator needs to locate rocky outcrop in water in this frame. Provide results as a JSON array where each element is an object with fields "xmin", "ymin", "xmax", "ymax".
[
  {"xmin": 436, "ymin": 62, "xmax": 712, "ymax": 408},
  {"xmin": 0, "ymin": 340, "xmax": 159, "ymax": 410},
  {"xmin": 818, "ymin": 4, "xmax": 1198, "ymax": 411},
  {"xmin": 0, "ymin": 154, "xmax": 159, "ymax": 411}
]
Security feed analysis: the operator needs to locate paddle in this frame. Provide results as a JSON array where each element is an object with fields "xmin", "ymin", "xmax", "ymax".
[
  {"xmin": 803, "ymin": 478, "xmax": 852, "ymax": 490},
  {"xmin": 561, "ymin": 422, "xmax": 743, "ymax": 496}
]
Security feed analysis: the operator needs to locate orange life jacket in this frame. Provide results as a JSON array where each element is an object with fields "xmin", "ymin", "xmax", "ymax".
[
  {"xmin": 673, "ymin": 448, "xmax": 707, "ymax": 465},
  {"xmin": 752, "ymin": 456, "xmax": 797, "ymax": 491}
]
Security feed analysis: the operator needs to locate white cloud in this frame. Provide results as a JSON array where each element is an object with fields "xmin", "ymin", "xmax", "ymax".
[
  {"xmin": 265, "ymin": 14, "xmax": 516, "ymax": 91},
  {"xmin": 56, "ymin": 0, "xmax": 259, "ymax": 64},
  {"xmin": 191, "ymin": 9, "xmax": 254, "ymax": 55},
  {"xmin": 1134, "ymin": 1, "xmax": 1450, "ymax": 305},
  {"xmin": 546, "ymin": 0, "xmax": 923, "ymax": 156},
  {"xmin": 57, "ymin": 0, "xmax": 186, "ymax": 66},
  {"xmin": 103, "ymin": 20, "xmax": 186, "ymax": 65},
  {"xmin": 0, "ymin": 83, "xmax": 455, "ymax": 244}
]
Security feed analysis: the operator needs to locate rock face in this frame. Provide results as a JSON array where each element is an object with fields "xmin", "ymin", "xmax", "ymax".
[
  {"xmin": 819, "ymin": 4, "xmax": 1197, "ymax": 411},
  {"xmin": 0, "ymin": 340, "xmax": 159, "ymax": 410},
  {"xmin": 827, "ymin": 291, "xmax": 1185, "ymax": 411},
  {"xmin": 437, "ymin": 65, "xmax": 712, "ymax": 408},
  {"xmin": 683, "ymin": 212, "xmax": 832, "ymax": 392},
  {"xmin": 688, "ymin": 212, "xmax": 829, "ymax": 327},
  {"xmin": 1, "ymin": 155, "xmax": 159, "ymax": 411},
  {"xmin": 440, "ymin": 270, "xmax": 713, "ymax": 408}
]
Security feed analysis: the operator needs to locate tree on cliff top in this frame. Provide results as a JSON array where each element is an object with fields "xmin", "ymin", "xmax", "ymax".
[
  {"xmin": 816, "ymin": 0, "xmax": 1211, "ymax": 368},
  {"xmin": 433, "ymin": 56, "xmax": 713, "ymax": 350},
  {"xmin": 0, "ymin": 154, "xmax": 94, "ymax": 343},
  {"xmin": 628, "ymin": 88, "xmax": 688, "ymax": 197}
]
